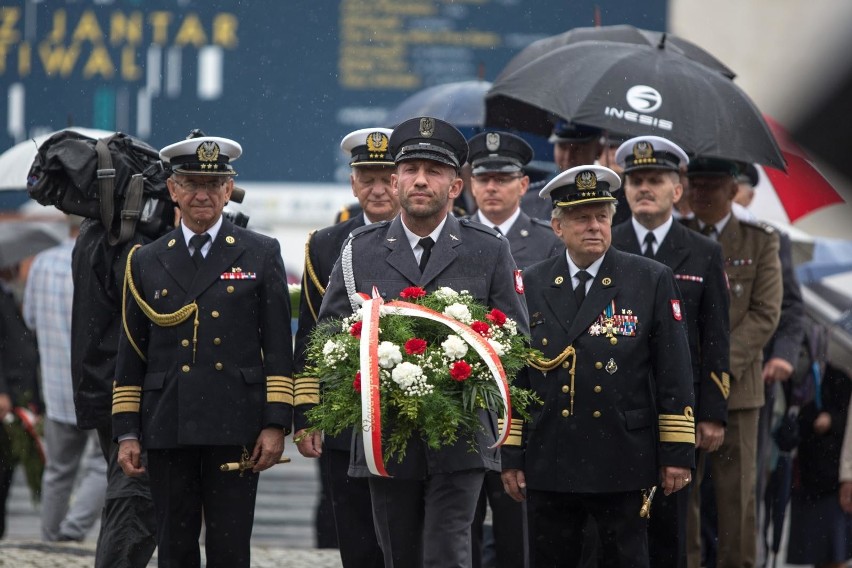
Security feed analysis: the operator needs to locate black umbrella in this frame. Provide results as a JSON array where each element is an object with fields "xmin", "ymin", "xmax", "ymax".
[
  {"xmin": 384, "ymin": 80, "xmax": 492, "ymax": 129},
  {"xmin": 495, "ymin": 24, "xmax": 736, "ymax": 82},
  {"xmin": 486, "ymin": 41, "xmax": 785, "ymax": 170}
]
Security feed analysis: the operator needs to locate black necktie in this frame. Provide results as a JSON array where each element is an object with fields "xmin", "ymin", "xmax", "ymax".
[
  {"xmin": 418, "ymin": 237, "xmax": 434, "ymax": 273},
  {"xmin": 574, "ymin": 270, "xmax": 591, "ymax": 307},
  {"xmin": 701, "ymin": 224, "xmax": 717, "ymax": 239},
  {"xmin": 189, "ymin": 233, "xmax": 210, "ymax": 267},
  {"xmin": 643, "ymin": 232, "xmax": 656, "ymax": 258},
  {"xmin": 493, "ymin": 226, "xmax": 503, "ymax": 235}
]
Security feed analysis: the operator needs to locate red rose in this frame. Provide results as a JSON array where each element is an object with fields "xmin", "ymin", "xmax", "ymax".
[
  {"xmin": 405, "ymin": 338, "xmax": 428, "ymax": 355},
  {"xmin": 400, "ymin": 286, "xmax": 427, "ymax": 299},
  {"xmin": 450, "ymin": 360, "xmax": 472, "ymax": 381},
  {"xmin": 349, "ymin": 321, "xmax": 362, "ymax": 338},
  {"xmin": 353, "ymin": 371, "xmax": 362, "ymax": 393},
  {"xmin": 486, "ymin": 308, "xmax": 507, "ymax": 327},
  {"xmin": 471, "ymin": 320, "xmax": 491, "ymax": 337}
]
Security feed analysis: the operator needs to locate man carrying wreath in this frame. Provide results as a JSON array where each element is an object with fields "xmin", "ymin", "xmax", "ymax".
[
  {"xmin": 303, "ymin": 116, "xmax": 529, "ymax": 568},
  {"xmin": 500, "ymin": 165, "xmax": 695, "ymax": 568}
]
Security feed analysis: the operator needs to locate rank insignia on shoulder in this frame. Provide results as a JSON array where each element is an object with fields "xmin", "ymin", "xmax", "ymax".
[
  {"xmin": 221, "ymin": 271, "xmax": 257, "ymax": 280},
  {"xmin": 671, "ymin": 299, "xmax": 682, "ymax": 321},
  {"xmin": 514, "ymin": 270, "xmax": 524, "ymax": 294}
]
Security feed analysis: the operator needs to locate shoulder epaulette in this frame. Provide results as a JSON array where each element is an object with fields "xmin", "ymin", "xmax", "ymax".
[
  {"xmin": 458, "ymin": 217, "xmax": 502, "ymax": 238},
  {"xmin": 348, "ymin": 220, "xmax": 389, "ymax": 239},
  {"xmin": 740, "ymin": 219, "xmax": 776, "ymax": 234},
  {"xmin": 530, "ymin": 217, "xmax": 553, "ymax": 229}
]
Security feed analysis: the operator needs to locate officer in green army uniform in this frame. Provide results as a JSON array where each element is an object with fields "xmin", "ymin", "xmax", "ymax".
[
  {"xmin": 682, "ymin": 157, "xmax": 782, "ymax": 568},
  {"xmin": 113, "ymin": 135, "xmax": 295, "ymax": 568},
  {"xmin": 501, "ymin": 165, "xmax": 695, "ymax": 568}
]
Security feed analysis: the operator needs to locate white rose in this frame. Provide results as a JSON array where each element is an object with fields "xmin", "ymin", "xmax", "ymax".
[
  {"xmin": 377, "ymin": 341, "xmax": 403, "ymax": 369},
  {"xmin": 442, "ymin": 335, "xmax": 469, "ymax": 359},
  {"xmin": 443, "ymin": 303, "xmax": 473, "ymax": 324}
]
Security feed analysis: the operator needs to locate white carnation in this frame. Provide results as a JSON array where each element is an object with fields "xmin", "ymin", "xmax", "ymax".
[
  {"xmin": 443, "ymin": 303, "xmax": 472, "ymax": 324},
  {"xmin": 487, "ymin": 338, "xmax": 506, "ymax": 356},
  {"xmin": 442, "ymin": 335, "xmax": 469, "ymax": 359},
  {"xmin": 322, "ymin": 339, "xmax": 346, "ymax": 364},
  {"xmin": 434, "ymin": 287, "xmax": 460, "ymax": 301},
  {"xmin": 390, "ymin": 362, "xmax": 433, "ymax": 396},
  {"xmin": 377, "ymin": 341, "xmax": 403, "ymax": 369}
]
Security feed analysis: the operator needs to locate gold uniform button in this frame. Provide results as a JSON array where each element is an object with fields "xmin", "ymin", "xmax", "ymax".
[
  {"xmin": 594, "ymin": 385, "xmax": 602, "ymax": 393},
  {"xmin": 561, "ymin": 409, "xmax": 569, "ymax": 418},
  {"xmin": 561, "ymin": 385, "xmax": 569, "ymax": 394},
  {"xmin": 610, "ymin": 337, "xmax": 618, "ymax": 345},
  {"xmin": 182, "ymin": 365, "xmax": 190, "ymax": 373},
  {"xmin": 226, "ymin": 285, "xmax": 234, "ymax": 293},
  {"xmin": 211, "ymin": 310, "xmax": 220, "ymax": 318},
  {"xmin": 542, "ymin": 338, "xmax": 548, "ymax": 346},
  {"xmin": 562, "ymin": 362, "xmax": 570, "ymax": 368},
  {"xmin": 161, "ymin": 289, "xmax": 168, "ymax": 297},
  {"xmin": 215, "ymin": 362, "xmax": 223, "ymax": 371},
  {"xmin": 213, "ymin": 337, "xmax": 222, "ymax": 345},
  {"xmin": 593, "ymin": 410, "xmax": 601, "ymax": 418},
  {"xmin": 595, "ymin": 362, "xmax": 603, "ymax": 369},
  {"xmin": 181, "ymin": 339, "xmax": 190, "ymax": 347}
]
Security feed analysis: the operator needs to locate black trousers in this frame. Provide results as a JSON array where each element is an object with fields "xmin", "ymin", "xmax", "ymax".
[
  {"xmin": 147, "ymin": 446, "xmax": 259, "ymax": 568},
  {"xmin": 324, "ymin": 448, "xmax": 384, "ymax": 567},
  {"xmin": 472, "ymin": 470, "xmax": 526, "ymax": 568},
  {"xmin": 648, "ymin": 481, "xmax": 690, "ymax": 568},
  {"xmin": 528, "ymin": 489, "xmax": 649, "ymax": 568}
]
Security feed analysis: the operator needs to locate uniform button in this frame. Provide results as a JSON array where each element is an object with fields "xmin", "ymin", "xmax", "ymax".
[
  {"xmin": 181, "ymin": 339, "xmax": 190, "ymax": 347},
  {"xmin": 561, "ymin": 409, "xmax": 569, "ymax": 418},
  {"xmin": 215, "ymin": 362, "xmax": 223, "ymax": 371},
  {"xmin": 610, "ymin": 337, "xmax": 618, "ymax": 346},
  {"xmin": 542, "ymin": 338, "xmax": 548, "ymax": 346},
  {"xmin": 562, "ymin": 361, "xmax": 570, "ymax": 368},
  {"xmin": 594, "ymin": 385, "xmax": 602, "ymax": 393},
  {"xmin": 213, "ymin": 337, "xmax": 222, "ymax": 345},
  {"xmin": 211, "ymin": 310, "xmax": 220, "ymax": 318},
  {"xmin": 226, "ymin": 285, "xmax": 235, "ymax": 294},
  {"xmin": 182, "ymin": 365, "xmax": 190, "ymax": 373},
  {"xmin": 162, "ymin": 289, "xmax": 168, "ymax": 297},
  {"xmin": 595, "ymin": 362, "xmax": 603, "ymax": 369},
  {"xmin": 561, "ymin": 385, "xmax": 569, "ymax": 394},
  {"xmin": 593, "ymin": 410, "xmax": 601, "ymax": 418}
]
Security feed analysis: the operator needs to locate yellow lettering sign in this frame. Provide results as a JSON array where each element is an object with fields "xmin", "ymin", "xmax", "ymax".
[
  {"xmin": 212, "ymin": 13, "xmax": 238, "ymax": 48},
  {"xmin": 18, "ymin": 41, "xmax": 30, "ymax": 76},
  {"xmin": 48, "ymin": 9, "xmax": 66, "ymax": 43},
  {"xmin": 0, "ymin": 7, "xmax": 21, "ymax": 43},
  {"xmin": 174, "ymin": 14, "xmax": 206, "ymax": 47},
  {"xmin": 121, "ymin": 45, "xmax": 141, "ymax": 80},
  {"xmin": 148, "ymin": 11, "xmax": 172, "ymax": 45},
  {"xmin": 38, "ymin": 42, "xmax": 80, "ymax": 77},
  {"xmin": 83, "ymin": 44, "xmax": 114, "ymax": 78},
  {"xmin": 72, "ymin": 10, "xmax": 105, "ymax": 44},
  {"xmin": 111, "ymin": 11, "xmax": 143, "ymax": 46}
]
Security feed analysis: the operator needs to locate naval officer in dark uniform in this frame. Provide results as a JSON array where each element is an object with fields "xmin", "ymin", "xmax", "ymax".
[
  {"xmin": 317, "ymin": 116, "xmax": 529, "ymax": 568},
  {"xmin": 113, "ymin": 135, "xmax": 295, "ymax": 568},
  {"xmin": 465, "ymin": 130, "xmax": 561, "ymax": 568},
  {"xmin": 294, "ymin": 127, "xmax": 398, "ymax": 567},
  {"xmin": 611, "ymin": 136, "xmax": 731, "ymax": 568},
  {"xmin": 501, "ymin": 165, "xmax": 695, "ymax": 568}
]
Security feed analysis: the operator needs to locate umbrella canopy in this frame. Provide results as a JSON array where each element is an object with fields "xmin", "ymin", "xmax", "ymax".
[
  {"xmin": 0, "ymin": 220, "xmax": 63, "ymax": 268},
  {"xmin": 384, "ymin": 80, "xmax": 492, "ymax": 128},
  {"xmin": 485, "ymin": 41, "xmax": 785, "ymax": 170},
  {"xmin": 750, "ymin": 117, "xmax": 850, "ymax": 238},
  {"xmin": 495, "ymin": 24, "xmax": 735, "ymax": 82},
  {"xmin": 0, "ymin": 127, "xmax": 115, "ymax": 191}
]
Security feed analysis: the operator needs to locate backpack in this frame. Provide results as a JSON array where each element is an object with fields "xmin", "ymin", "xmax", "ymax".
[{"xmin": 26, "ymin": 131, "xmax": 174, "ymax": 245}]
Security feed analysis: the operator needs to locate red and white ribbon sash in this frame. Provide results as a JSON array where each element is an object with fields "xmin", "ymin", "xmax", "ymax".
[{"xmin": 358, "ymin": 288, "xmax": 512, "ymax": 477}]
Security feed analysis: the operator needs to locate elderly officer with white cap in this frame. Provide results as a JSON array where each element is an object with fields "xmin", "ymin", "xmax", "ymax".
[
  {"xmin": 611, "ymin": 136, "xmax": 731, "ymax": 568},
  {"xmin": 114, "ymin": 133, "xmax": 295, "ymax": 568},
  {"xmin": 318, "ymin": 116, "xmax": 529, "ymax": 568},
  {"xmin": 501, "ymin": 165, "xmax": 695, "ymax": 568},
  {"xmin": 294, "ymin": 127, "xmax": 398, "ymax": 568}
]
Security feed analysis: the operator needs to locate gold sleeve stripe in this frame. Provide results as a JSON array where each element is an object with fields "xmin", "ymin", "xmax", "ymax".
[
  {"xmin": 711, "ymin": 371, "xmax": 731, "ymax": 400},
  {"xmin": 112, "ymin": 402, "xmax": 141, "ymax": 414},
  {"xmin": 660, "ymin": 432, "xmax": 696, "ymax": 444},
  {"xmin": 658, "ymin": 413, "xmax": 695, "ymax": 423},
  {"xmin": 112, "ymin": 385, "xmax": 141, "ymax": 414},
  {"xmin": 499, "ymin": 417, "xmax": 525, "ymax": 446},
  {"xmin": 113, "ymin": 385, "xmax": 142, "ymax": 393},
  {"xmin": 267, "ymin": 376, "xmax": 294, "ymax": 404},
  {"xmin": 295, "ymin": 377, "xmax": 320, "ymax": 406}
]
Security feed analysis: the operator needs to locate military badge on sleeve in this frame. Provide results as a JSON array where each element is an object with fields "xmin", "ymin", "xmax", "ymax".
[
  {"xmin": 514, "ymin": 270, "xmax": 524, "ymax": 294},
  {"xmin": 671, "ymin": 299, "xmax": 683, "ymax": 321}
]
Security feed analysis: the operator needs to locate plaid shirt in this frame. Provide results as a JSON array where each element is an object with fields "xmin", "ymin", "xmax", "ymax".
[{"xmin": 23, "ymin": 238, "xmax": 76, "ymax": 425}]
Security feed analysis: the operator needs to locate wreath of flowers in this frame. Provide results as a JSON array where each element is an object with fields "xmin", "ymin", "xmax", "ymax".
[{"xmin": 304, "ymin": 286, "xmax": 540, "ymax": 463}]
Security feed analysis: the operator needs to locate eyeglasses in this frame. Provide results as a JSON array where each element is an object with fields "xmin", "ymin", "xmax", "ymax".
[
  {"xmin": 473, "ymin": 174, "xmax": 523, "ymax": 187},
  {"xmin": 174, "ymin": 179, "xmax": 226, "ymax": 193}
]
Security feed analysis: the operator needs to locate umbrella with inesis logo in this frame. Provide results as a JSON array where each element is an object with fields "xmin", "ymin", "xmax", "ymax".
[{"xmin": 485, "ymin": 40, "xmax": 785, "ymax": 171}]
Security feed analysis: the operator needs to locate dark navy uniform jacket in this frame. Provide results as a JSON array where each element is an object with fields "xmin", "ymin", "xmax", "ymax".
[
  {"xmin": 112, "ymin": 219, "xmax": 294, "ymax": 448},
  {"xmin": 471, "ymin": 211, "xmax": 563, "ymax": 271},
  {"xmin": 319, "ymin": 214, "xmax": 530, "ymax": 480},
  {"xmin": 502, "ymin": 247, "xmax": 695, "ymax": 493},
  {"xmin": 612, "ymin": 220, "xmax": 731, "ymax": 425}
]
